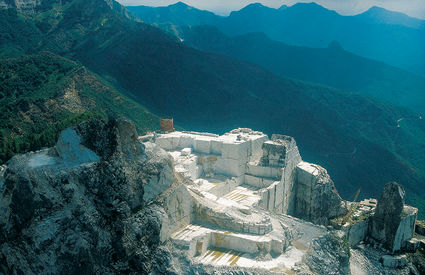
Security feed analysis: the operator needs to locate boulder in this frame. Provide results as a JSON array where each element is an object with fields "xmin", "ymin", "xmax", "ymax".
[
  {"xmin": 0, "ymin": 119, "xmax": 175, "ymax": 274},
  {"xmin": 294, "ymin": 162, "xmax": 346, "ymax": 225},
  {"xmin": 368, "ymin": 182, "xmax": 418, "ymax": 252},
  {"xmin": 346, "ymin": 219, "xmax": 369, "ymax": 246},
  {"xmin": 380, "ymin": 255, "xmax": 408, "ymax": 268}
]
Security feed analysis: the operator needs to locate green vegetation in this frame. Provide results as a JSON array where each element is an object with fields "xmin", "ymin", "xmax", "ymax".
[
  {"xmin": 0, "ymin": 52, "xmax": 159, "ymax": 164},
  {"xmin": 177, "ymin": 25, "xmax": 425, "ymax": 113},
  {"xmin": 0, "ymin": 0, "xmax": 424, "ymax": 218},
  {"xmin": 0, "ymin": 9, "xmax": 42, "ymax": 58}
]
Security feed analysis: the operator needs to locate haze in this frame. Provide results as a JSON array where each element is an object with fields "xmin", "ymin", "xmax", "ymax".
[{"xmin": 118, "ymin": 0, "xmax": 425, "ymax": 19}]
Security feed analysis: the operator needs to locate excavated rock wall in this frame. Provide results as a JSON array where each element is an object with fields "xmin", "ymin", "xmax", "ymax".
[
  {"xmin": 0, "ymin": 119, "xmax": 176, "ymax": 274},
  {"xmin": 369, "ymin": 182, "xmax": 418, "ymax": 252},
  {"xmin": 294, "ymin": 162, "xmax": 346, "ymax": 225},
  {"xmin": 259, "ymin": 135, "xmax": 302, "ymax": 214}
]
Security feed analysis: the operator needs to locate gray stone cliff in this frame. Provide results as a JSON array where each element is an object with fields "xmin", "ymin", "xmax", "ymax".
[
  {"xmin": 0, "ymin": 119, "xmax": 175, "ymax": 274},
  {"xmin": 368, "ymin": 182, "xmax": 417, "ymax": 252},
  {"xmin": 294, "ymin": 162, "xmax": 346, "ymax": 225}
]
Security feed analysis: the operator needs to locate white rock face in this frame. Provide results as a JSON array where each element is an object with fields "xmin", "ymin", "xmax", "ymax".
[
  {"xmin": 368, "ymin": 182, "xmax": 418, "ymax": 252},
  {"xmin": 347, "ymin": 219, "xmax": 369, "ymax": 246},
  {"xmin": 268, "ymin": 135, "xmax": 302, "ymax": 214},
  {"xmin": 152, "ymin": 128, "xmax": 353, "ymax": 273},
  {"xmin": 142, "ymin": 142, "xmax": 174, "ymax": 203},
  {"xmin": 294, "ymin": 162, "xmax": 345, "ymax": 225},
  {"xmin": 160, "ymin": 183, "xmax": 193, "ymax": 242},
  {"xmin": 152, "ymin": 128, "xmax": 420, "ymax": 273},
  {"xmin": 55, "ymin": 128, "xmax": 100, "ymax": 164},
  {"xmin": 394, "ymin": 206, "xmax": 418, "ymax": 251}
]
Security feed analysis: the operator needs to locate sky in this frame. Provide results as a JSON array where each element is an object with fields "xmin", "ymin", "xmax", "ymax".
[{"xmin": 117, "ymin": 0, "xmax": 425, "ymax": 19}]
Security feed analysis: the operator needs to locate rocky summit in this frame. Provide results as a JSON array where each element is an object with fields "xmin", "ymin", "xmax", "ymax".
[
  {"xmin": 0, "ymin": 119, "xmax": 175, "ymax": 274},
  {"xmin": 0, "ymin": 119, "xmax": 424, "ymax": 274}
]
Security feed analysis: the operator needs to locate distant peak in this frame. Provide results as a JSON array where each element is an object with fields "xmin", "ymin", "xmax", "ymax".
[
  {"xmin": 293, "ymin": 2, "xmax": 322, "ymax": 8},
  {"xmin": 237, "ymin": 2, "xmax": 275, "ymax": 13},
  {"xmin": 367, "ymin": 6, "xmax": 386, "ymax": 12},
  {"xmin": 244, "ymin": 2, "xmax": 266, "ymax": 9},
  {"xmin": 279, "ymin": 4, "xmax": 288, "ymax": 10},
  {"xmin": 169, "ymin": 1, "xmax": 190, "ymax": 8},
  {"xmin": 290, "ymin": 2, "xmax": 338, "ymax": 15}
]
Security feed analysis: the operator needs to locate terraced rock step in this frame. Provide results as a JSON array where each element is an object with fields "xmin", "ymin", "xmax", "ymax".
[
  {"xmin": 150, "ymin": 128, "xmax": 419, "ymax": 273},
  {"xmin": 171, "ymin": 222, "xmax": 287, "ymax": 257},
  {"xmin": 151, "ymin": 128, "xmax": 341, "ymax": 272}
]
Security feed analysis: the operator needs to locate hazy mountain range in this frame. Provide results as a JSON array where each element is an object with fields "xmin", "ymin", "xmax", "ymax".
[
  {"xmin": 128, "ymin": 2, "xmax": 425, "ymax": 77},
  {"xmin": 0, "ymin": 0, "xmax": 424, "ymax": 217},
  {"xmin": 165, "ymin": 24, "xmax": 425, "ymax": 113}
]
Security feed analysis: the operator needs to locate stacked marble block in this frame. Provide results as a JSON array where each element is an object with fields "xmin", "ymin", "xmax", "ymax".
[
  {"xmin": 155, "ymin": 130, "xmax": 292, "ymax": 257},
  {"xmin": 247, "ymin": 135, "xmax": 302, "ymax": 214},
  {"xmin": 155, "ymin": 130, "xmax": 305, "ymax": 215},
  {"xmin": 155, "ymin": 129, "xmax": 268, "ymax": 180},
  {"xmin": 174, "ymin": 225, "xmax": 286, "ymax": 258}
]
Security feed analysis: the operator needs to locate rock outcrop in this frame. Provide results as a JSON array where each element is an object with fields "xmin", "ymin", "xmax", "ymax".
[
  {"xmin": 294, "ymin": 162, "xmax": 346, "ymax": 225},
  {"xmin": 302, "ymin": 231, "xmax": 351, "ymax": 275},
  {"xmin": 0, "ymin": 119, "xmax": 175, "ymax": 274},
  {"xmin": 0, "ymin": 121, "xmax": 420, "ymax": 274},
  {"xmin": 368, "ymin": 182, "xmax": 418, "ymax": 252},
  {"xmin": 261, "ymin": 135, "xmax": 302, "ymax": 214}
]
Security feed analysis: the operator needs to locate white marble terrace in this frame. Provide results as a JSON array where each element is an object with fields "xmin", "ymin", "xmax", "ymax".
[{"xmin": 146, "ymin": 128, "xmax": 328, "ymax": 273}]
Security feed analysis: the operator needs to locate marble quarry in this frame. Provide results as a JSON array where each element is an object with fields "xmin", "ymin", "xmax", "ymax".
[
  {"xmin": 146, "ymin": 129, "xmax": 348, "ymax": 271},
  {"xmin": 0, "ymin": 120, "xmax": 421, "ymax": 274},
  {"xmin": 146, "ymin": 128, "xmax": 420, "ymax": 273}
]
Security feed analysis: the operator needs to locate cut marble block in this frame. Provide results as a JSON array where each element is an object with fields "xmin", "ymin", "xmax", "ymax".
[
  {"xmin": 179, "ymin": 135, "xmax": 195, "ymax": 149},
  {"xmin": 246, "ymin": 162, "xmax": 282, "ymax": 179},
  {"xmin": 210, "ymin": 140, "xmax": 223, "ymax": 155},
  {"xmin": 215, "ymin": 157, "xmax": 246, "ymax": 177},
  {"xmin": 194, "ymin": 176, "xmax": 241, "ymax": 198},
  {"xmin": 221, "ymin": 141, "xmax": 250, "ymax": 161},
  {"xmin": 194, "ymin": 138, "xmax": 212, "ymax": 154},
  {"xmin": 172, "ymin": 222, "xmax": 286, "ymax": 258},
  {"xmin": 258, "ymin": 181, "xmax": 285, "ymax": 212},
  {"xmin": 245, "ymin": 174, "xmax": 276, "ymax": 189}
]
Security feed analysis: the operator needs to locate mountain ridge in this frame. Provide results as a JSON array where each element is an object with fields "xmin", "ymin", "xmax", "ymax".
[
  {"xmin": 127, "ymin": 2, "xmax": 425, "ymax": 76},
  {"xmin": 143, "ymin": 23, "xmax": 425, "ymax": 113},
  {"xmin": 0, "ymin": 52, "xmax": 159, "ymax": 164},
  {"xmin": 1, "ymin": 0, "xmax": 424, "ymax": 217}
]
